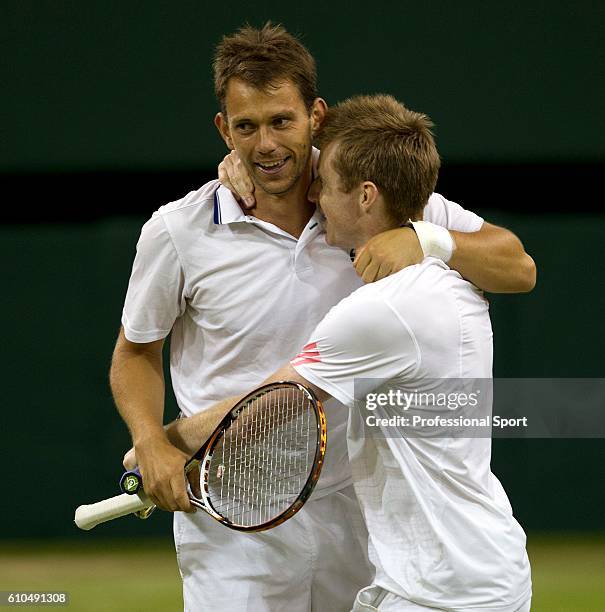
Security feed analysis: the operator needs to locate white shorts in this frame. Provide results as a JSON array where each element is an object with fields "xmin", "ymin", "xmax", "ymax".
[
  {"xmin": 174, "ymin": 484, "xmax": 372, "ymax": 611},
  {"xmin": 351, "ymin": 585, "xmax": 532, "ymax": 612}
]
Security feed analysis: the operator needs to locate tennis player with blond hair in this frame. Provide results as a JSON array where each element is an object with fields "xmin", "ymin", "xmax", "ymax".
[{"xmin": 161, "ymin": 93, "xmax": 532, "ymax": 611}]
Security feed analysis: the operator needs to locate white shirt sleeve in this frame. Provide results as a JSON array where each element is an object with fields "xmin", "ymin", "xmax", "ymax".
[
  {"xmin": 423, "ymin": 193, "xmax": 484, "ymax": 232},
  {"xmin": 291, "ymin": 295, "xmax": 420, "ymax": 406},
  {"xmin": 121, "ymin": 213, "xmax": 186, "ymax": 343}
]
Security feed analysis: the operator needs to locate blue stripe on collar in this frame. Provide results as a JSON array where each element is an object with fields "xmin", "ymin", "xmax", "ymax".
[{"xmin": 213, "ymin": 189, "xmax": 221, "ymax": 224}]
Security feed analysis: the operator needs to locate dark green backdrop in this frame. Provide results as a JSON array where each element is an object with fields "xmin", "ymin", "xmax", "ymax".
[{"xmin": 3, "ymin": 1, "xmax": 604, "ymax": 172}]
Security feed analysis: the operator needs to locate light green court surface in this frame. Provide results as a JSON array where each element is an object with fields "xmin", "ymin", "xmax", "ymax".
[{"xmin": 1, "ymin": 534, "xmax": 603, "ymax": 611}]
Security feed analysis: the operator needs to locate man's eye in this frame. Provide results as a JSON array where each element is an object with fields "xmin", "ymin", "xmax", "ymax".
[
  {"xmin": 236, "ymin": 123, "xmax": 254, "ymax": 132},
  {"xmin": 273, "ymin": 118, "xmax": 289, "ymax": 127}
]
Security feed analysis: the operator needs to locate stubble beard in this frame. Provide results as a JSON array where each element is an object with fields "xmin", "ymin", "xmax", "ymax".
[{"xmin": 255, "ymin": 171, "xmax": 302, "ymax": 196}]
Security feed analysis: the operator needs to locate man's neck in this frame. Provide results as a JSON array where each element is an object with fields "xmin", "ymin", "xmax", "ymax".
[
  {"xmin": 352, "ymin": 218, "xmax": 402, "ymax": 251},
  {"xmin": 249, "ymin": 166, "xmax": 315, "ymax": 239}
]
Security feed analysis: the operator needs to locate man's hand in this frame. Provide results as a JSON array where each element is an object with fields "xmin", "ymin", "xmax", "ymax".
[
  {"xmin": 218, "ymin": 151, "xmax": 256, "ymax": 209},
  {"xmin": 123, "ymin": 441, "xmax": 202, "ymax": 501},
  {"xmin": 126, "ymin": 436, "xmax": 194, "ymax": 513},
  {"xmin": 354, "ymin": 227, "xmax": 423, "ymax": 283}
]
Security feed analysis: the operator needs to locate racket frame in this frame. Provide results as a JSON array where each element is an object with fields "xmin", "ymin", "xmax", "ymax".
[{"xmin": 189, "ymin": 381, "xmax": 327, "ymax": 532}]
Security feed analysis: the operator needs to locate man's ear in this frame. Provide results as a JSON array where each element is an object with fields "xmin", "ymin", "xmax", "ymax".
[
  {"xmin": 359, "ymin": 181, "xmax": 380, "ymax": 213},
  {"xmin": 214, "ymin": 112, "xmax": 234, "ymax": 150},
  {"xmin": 310, "ymin": 98, "xmax": 328, "ymax": 137}
]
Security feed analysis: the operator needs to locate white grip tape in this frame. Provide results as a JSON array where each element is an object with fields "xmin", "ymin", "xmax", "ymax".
[
  {"xmin": 411, "ymin": 221, "xmax": 455, "ymax": 263},
  {"xmin": 74, "ymin": 491, "xmax": 152, "ymax": 531}
]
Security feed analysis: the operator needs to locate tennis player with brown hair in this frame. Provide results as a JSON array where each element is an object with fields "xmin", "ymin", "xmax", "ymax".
[
  {"xmin": 112, "ymin": 23, "xmax": 535, "ymax": 611},
  {"xmin": 160, "ymin": 94, "xmax": 532, "ymax": 610}
]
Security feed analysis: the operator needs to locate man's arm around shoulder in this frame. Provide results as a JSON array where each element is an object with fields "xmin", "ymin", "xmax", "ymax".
[
  {"xmin": 449, "ymin": 222, "xmax": 536, "ymax": 293},
  {"xmin": 355, "ymin": 221, "xmax": 536, "ymax": 293}
]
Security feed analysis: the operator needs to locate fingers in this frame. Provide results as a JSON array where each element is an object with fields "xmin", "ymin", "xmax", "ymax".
[
  {"xmin": 134, "ymin": 440, "xmax": 194, "ymax": 513},
  {"xmin": 122, "ymin": 448, "xmax": 137, "ymax": 470},
  {"xmin": 218, "ymin": 160, "xmax": 236, "ymax": 194},
  {"xmin": 187, "ymin": 464, "xmax": 202, "ymax": 500},
  {"xmin": 353, "ymin": 245, "xmax": 370, "ymax": 277},
  {"xmin": 231, "ymin": 154, "xmax": 255, "ymax": 208},
  {"xmin": 373, "ymin": 260, "xmax": 395, "ymax": 282},
  {"xmin": 138, "ymin": 467, "xmax": 172, "ymax": 510},
  {"xmin": 143, "ymin": 471, "xmax": 192, "ymax": 513},
  {"xmin": 218, "ymin": 151, "xmax": 256, "ymax": 208},
  {"xmin": 353, "ymin": 246, "xmax": 370, "ymax": 276},
  {"xmin": 354, "ymin": 247, "xmax": 394, "ymax": 283},
  {"xmin": 170, "ymin": 474, "xmax": 194, "ymax": 513},
  {"xmin": 354, "ymin": 227, "xmax": 424, "ymax": 283},
  {"xmin": 359, "ymin": 260, "xmax": 381, "ymax": 283}
]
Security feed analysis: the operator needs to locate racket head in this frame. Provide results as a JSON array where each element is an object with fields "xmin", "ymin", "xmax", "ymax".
[{"xmin": 189, "ymin": 381, "xmax": 326, "ymax": 532}]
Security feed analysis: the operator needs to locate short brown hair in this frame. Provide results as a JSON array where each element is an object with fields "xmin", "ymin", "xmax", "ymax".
[
  {"xmin": 213, "ymin": 22, "xmax": 318, "ymax": 115},
  {"xmin": 316, "ymin": 94, "xmax": 440, "ymax": 222}
]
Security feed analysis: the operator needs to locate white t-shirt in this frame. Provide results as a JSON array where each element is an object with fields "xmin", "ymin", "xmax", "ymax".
[
  {"xmin": 121, "ymin": 180, "xmax": 483, "ymax": 496},
  {"xmin": 292, "ymin": 259, "xmax": 531, "ymax": 610}
]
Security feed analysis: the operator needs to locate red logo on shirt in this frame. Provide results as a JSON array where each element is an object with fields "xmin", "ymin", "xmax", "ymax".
[{"xmin": 291, "ymin": 342, "xmax": 321, "ymax": 366}]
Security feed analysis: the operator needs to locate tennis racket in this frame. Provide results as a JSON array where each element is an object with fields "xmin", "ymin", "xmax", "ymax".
[{"xmin": 75, "ymin": 381, "xmax": 327, "ymax": 532}]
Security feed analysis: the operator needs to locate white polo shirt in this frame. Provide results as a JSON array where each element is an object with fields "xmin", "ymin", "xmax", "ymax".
[
  {"xmin": 292, "ymin": 259, "xmax": 531, "ymax": 609},
  {"xmin": 121, "ymin": 180, "xmax": 483, "ymax": 496}
]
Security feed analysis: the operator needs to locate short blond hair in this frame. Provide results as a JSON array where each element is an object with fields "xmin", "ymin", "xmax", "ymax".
[
  {"xmin": 316, "ymin": 94, "xmax": 440, "ymax": 222},
  {"xmin": 213, "ymin": 22, "xmax": 318, "ymax": 115}
]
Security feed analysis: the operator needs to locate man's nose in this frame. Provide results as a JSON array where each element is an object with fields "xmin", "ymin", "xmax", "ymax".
[{"xmin": 256, "ymin": 127, "xmax": 277, "ymax": 154}]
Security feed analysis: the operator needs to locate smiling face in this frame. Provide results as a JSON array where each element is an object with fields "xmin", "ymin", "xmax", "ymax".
[
  {"xmin": 308, "ymin": 141, "xmax": 362, "ymax": 248},
  {"xmin": 215, "ymin": 78, "xmax": 325, "ymax": 197}
]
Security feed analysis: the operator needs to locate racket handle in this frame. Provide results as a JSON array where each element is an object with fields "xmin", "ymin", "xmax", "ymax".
[{"xmin": 74, "ymin": 491, "xmax": 152, "ymax": 531}]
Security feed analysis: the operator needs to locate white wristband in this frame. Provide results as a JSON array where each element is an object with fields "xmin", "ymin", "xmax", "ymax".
[{"xmin": 410, "ymin": 221, "xmax": 455, "ymax": 263}]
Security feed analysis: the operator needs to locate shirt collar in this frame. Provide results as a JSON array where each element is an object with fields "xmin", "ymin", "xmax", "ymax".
[
  {"xmin": 213, "ymin": 178, "xmax": 325, "ymax": 239},
  {"xmin": 213, "ymin": 184, "xmax": 248, "ymax": 225}
]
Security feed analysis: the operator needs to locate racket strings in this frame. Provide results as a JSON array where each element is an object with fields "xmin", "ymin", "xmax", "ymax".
[{"xmin": 205, "ymin": 387, "xmax": 318, "ymax": 526}]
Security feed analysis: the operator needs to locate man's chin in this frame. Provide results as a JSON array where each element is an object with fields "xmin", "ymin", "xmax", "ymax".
[
  {"xmin": 256, "ymin": 176, "xmax": 298, "ymax": 196},
  {"xmin": 253, "ymin": 165, "xmax": 302, "ymax": 195}
]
